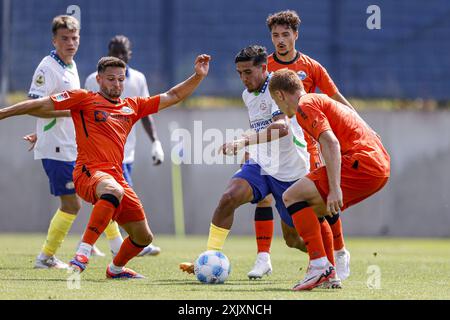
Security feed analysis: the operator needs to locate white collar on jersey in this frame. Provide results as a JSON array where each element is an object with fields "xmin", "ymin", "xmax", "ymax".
[
  {"xmin": 252, "ymin": 73, "xmax": 272, "ymax": 96},
  {"xmin": 50, "ymin": 50, "xmax": 74, "ymax": 69}
]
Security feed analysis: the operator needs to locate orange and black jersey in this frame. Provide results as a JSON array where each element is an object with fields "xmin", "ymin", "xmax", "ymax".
[{"xmin": 50, "ymin": 89, "xmax": 160, "ymax": 170}]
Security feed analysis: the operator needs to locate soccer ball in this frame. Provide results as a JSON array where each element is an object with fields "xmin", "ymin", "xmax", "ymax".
[{"xmin": 194, "ymin": 250, "xmax": 231, "ymax": 284}]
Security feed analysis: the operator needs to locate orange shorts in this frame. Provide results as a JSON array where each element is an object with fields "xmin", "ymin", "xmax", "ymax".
[
  {"xmin": 73, "ymin": 165, "xmax": 146, "ymax": 225},
  {"xmin": 307, "ymin": 161, "xmax": 389, "ymax": 211}
]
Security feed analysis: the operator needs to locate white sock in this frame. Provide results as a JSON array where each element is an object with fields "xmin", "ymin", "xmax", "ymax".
[
  {"xmin": 334, "ymin": 248, "xmax": 347, "ymax": 255},
  {"xmin": 310, "ymin": 257, "xmax": 328, "ymax": 268},
  {"xmin": 108, "ymin": 236, "xmax": 124, "ymax": 255},
  {"xmin": 77, "ymin": 242, "xmax": 93, "ymax": 258},
  {"xmin": 257, "ymin": 252, "xmax": 270, "ymax": 261},
  {"xmin": 108, "ymin": 262, "xmax": 124, "ymax": 274}
]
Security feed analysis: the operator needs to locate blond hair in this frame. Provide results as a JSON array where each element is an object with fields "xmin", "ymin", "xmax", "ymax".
[
  {"xmin": 52, "ymin": 15, "xmax": 79, "ymax": 36},
  {"xmin": 269, "ymin": 69, "xmax": 304, "ymax": 94}
]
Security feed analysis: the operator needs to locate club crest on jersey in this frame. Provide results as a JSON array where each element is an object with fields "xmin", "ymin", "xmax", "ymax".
[
  {"xmin": 260, "ymin": 101, "xmax": 268, "ymax": 112},
  {"xmin": 94, "ymin": 110, "xmax": 109, "ymax": 122},
  {"xmin": 120, "ymin": 106, "xmax": 133, "ymax": 114},
  {"xmin": 53, "ymin": 91, "xmax": 70, "ymax": 102},
  {"xmin": 35, "ymin": 74, "xmax": 45, "ymax": 87},
  {"xmin": 297, "ymin": 71, "xmax": 307, "ymax": 80}
]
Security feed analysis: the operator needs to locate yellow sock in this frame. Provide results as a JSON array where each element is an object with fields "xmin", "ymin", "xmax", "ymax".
[
  {"xmin": 104, "ymin": 221, "xmax": 121, "ymax": 240},
  {"xmin": 206, "ymin": 223, "xmax": 230, "ymax": 251},
  {"xmin": 41, "ymin": 209, "xmax": 77, "ymax": 257}
]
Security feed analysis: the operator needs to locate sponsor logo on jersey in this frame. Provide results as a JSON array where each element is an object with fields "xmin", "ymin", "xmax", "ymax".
[
  {"xmin": 111, "ymin": 114, "xmax": 132, "ymax": 123},
  {"xmin": 53, "ymin": 91, "xmax": 70, "ymax": 102},
  {"xmin": 94, "ymin": 110, "xmax": 109, "ymax": 122},
  {"xmin": 297, "ymin": 71, "xmax": 307, "ymax": 80},
  {"xmin": 250, "ymin": 119, "xmax": 273, "ymax": 132}
]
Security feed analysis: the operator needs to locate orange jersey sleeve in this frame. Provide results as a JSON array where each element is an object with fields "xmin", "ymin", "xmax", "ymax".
[
  {"xmin": 51, "ymin": 89, "xmax": 90, "ymax": 112},
  {"xmin": 295, "ymin": 96, "xmax": 332, "ymax": 142},
  {"xmin": 127, "ymin": 95, "xmax": 160, "ymax": 120},
  {"xmin": 310, "ymin": 60, "xmax": 338, "ymax": 97}
]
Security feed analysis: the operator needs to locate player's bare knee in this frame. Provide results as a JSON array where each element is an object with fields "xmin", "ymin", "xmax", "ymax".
[
  {"xmin": 219, "ymin": 189, "xmax": 242, "ymax": 210},
  {"xmin": 133, "ymin": 231, "xmax": 153, "ymax": 247},
  {"xmin": 104, "ymin": 185, "xmax": 124, "ymax": 202},
  {"xmin": 97, "ymin": 180, "xmax": 125, "ymax": 201},
  {"xmin": 282, "ymin": 190, "xmax": 296, "ymax": 207}
]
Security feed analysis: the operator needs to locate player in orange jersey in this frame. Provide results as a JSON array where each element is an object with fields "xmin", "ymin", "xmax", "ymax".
[
  {"xmin": 268, "ymin": 69, "xmax": 390, "ymax": 290},
  {"xmin": 249, "ymin": 10, "xmax": 353, "ymax": 282},
  {"xmin": 0, "ymin": 54, "xmax": 211, "ymax": 279}
]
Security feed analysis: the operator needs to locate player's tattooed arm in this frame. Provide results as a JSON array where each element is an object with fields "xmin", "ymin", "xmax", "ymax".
[
  {"xmin": 158, "ymin": 54, "xmax": 211, "ymax": 111},
  {"xmin": 318, "ymin": 130, "xmax": 343, "ymax": 216},
  {"xmin": 0, "ymin": 97, "xmax": 56, "ymax": 120}
]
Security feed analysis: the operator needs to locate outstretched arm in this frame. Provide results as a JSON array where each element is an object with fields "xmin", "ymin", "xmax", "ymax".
[
  {"xmin": 29, "ymin": 109, "xmax": 70, "ymax": 118},
  {"xmin": 158, "ymin": 54, "xmax": 210, "ymax": 111},
  {"xmin": 0, "ymin": 97, "xmax": 55, "ymax": 120}
]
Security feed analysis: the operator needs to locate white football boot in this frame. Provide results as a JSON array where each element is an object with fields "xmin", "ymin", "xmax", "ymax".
[
  {"xmin": 335, "ymin": 248, "xmax": 351, "ymax": 281},
  {"xmin": 292, "ymin": 261, "xmax": 336, "ymax": 291},
  {"xmin": 91, "ymin": 245, "xmax": 106, "ymax": 257},
  {"xmin": 317, "ymin": 274, "xmax": 343, "ymax": 289},
  {"xmin": 247, "ymin": 252, "xmax": 272, "ymax": 279},
  {"xmin": 137, "ymin": 243, "xmax": 161, "ymax": 257},
  {"xmin": 34, "ymin": 255, "xmax": 69, "ymax": 269}
]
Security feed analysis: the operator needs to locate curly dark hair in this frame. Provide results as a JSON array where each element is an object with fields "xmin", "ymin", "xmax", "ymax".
[{"xmin": 266, "ymin": 10, "xmax": 301, "ymax": 32}]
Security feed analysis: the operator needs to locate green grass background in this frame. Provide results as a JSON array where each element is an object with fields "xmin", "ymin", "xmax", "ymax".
[{"xmin": 0, "ymin": 234, "xmax": 449, "ymax": 300}]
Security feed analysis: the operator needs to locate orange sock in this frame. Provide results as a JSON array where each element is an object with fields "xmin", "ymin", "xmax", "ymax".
[
  {"xmin": 113, "ymin": 237, "xmax": 146, "ymax": 267},
  {"xmin": 326, "ymin": 214, "xmax": 345, "ymax": 251},
  {"xmin": 254, "ymin": 207, "xmax": 274, "ymax": 253},
  {"xmin": 319, "ymin": 218, "xmax": 335, "ymax": 265},
  {"xmin": 82, "ymin": 199, "xmax": 116, "ymax": 245},
  {"xmin": 287, "ymin": 202, "xmax": 326, "ymax": 260}
]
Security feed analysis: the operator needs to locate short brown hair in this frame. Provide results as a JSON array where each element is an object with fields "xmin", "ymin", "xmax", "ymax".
[
  {"xmin": 269, "ymin": 69, "xmax": 304, "ymax": 94},
  {"xmin": 97, "ymin": 56, "xmax": 126, "ymax": 73},
  {"xmin": 52, "ymin": 15, "xmax": 79, "ymax": 36},
  {"xmin": 266, "ymin": 10, "xmax": 301, "ymax": 32}
]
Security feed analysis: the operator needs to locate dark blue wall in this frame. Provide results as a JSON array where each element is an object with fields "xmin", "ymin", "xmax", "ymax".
[{"xmin": 3, "ymin": 0, "xmax": 450, "ymax": 99}]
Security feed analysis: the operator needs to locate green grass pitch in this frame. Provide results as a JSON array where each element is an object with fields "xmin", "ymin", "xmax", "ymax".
[{"xmin": 0, "ymin": 234, "xmax": 449, "ymax": 300}]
